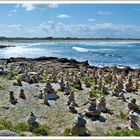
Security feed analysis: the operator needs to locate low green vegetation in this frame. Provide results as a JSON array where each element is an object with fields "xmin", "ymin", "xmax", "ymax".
[
  {"xmin": 70, "ymin": 82, "xmax": 83, "ymax": 90},
  {"xmin": 87, "ymin": 78, "xmax": 93, "ymax": 86},
  {"xmin": 11, "ymin": 68, "xmax": 19, "ymax": 75},
  {"xmin": 10, "ymin": 68, "xmax": 19, "ymax": 80},
  {"xmin": 32, "ymin": 125, "xmax": 50, "ymax": 136},
  {"xmin": 91, "ymin": 88, "xmax": 105, "ymax": 98},
  {"xmin": 106, "ymin": 129, "xmax": 140, "ymax": 136},
  {"xmin": 0, "ymin": 84, "xmax": 4, "ymax": 90},
  {"xmin": 80, "ymin": 77, "xmax": 85, "ymax": 82},
  {"xmin": 0, "ymin": 118, "xmax": 27, "ymax": 133},
  {"xmin": 0, "ymin": 118, "xmax": 50, "ymax": 136},
  {"xmin": 39, "ymin": 76, "xmax": 47, "ymax": 83},
  {"xmin": 63, "ymin": 128, "xmax": 72, "ymax": 136},
  {"xmin": 103, "ymin": 79, "xmax": 110, "ymax": 85}
]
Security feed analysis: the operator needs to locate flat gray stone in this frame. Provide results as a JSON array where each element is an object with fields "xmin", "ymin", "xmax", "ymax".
[{"xmin": 0, "ymin": 130, "xmax": 18, "ymax": 136}]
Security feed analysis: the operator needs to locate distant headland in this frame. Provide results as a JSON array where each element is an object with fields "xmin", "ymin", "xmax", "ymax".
[{"xmin": 0, "ymin": 37, "xmax": 140, "ymax": 41}]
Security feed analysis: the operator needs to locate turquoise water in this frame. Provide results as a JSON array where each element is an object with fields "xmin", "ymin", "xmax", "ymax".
[{"xmin": 0, "ymin": 41, "xmax": 140, "ymax": 68}]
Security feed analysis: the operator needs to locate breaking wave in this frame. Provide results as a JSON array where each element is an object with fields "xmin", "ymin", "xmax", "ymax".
[
  {"xmin": 72, "ymin": 47, "xmax": 91, "ymax": 52},
  {"xmin": 72, "ymin": 46, "xmax": 113, "ymax": 53}
]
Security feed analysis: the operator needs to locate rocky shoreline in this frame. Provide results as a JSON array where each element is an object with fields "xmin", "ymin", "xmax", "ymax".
[
  {"xmin": 0, "ymin": 45, "xmax": 14, "ymax": 49},
  {"xmin": 0, "ymin": 56, "xmax": 140, "ymax": 136},
  {"xmin": 0, "ymin": 56, "xmax": 140, "ymax": 74}
]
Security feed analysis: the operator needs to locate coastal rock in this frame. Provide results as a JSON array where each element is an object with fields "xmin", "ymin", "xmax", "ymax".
[
  {"xmin": 20, "ymin": 131, "xmax": 34, "ymax": 136},
  {"xmin": 0, "ymin": 105, "xmax": 9, "ymax": 110},
  {"xmin": 48, "ymin": 93, "xmax": 59, "ymax": 100},
  {"xmin": 33, "ymin": 56, "xmax": 58, "ymax": 61},
  {"xmin": 0, "ymin": 130, "xmax": 18, "ymax": 136},
  {"xmin": 0, "ymin": 65, "xmax": 4, "ymax": 71},
  {"xmin": 69, "ymin": 59, "xmax": 77, "ymax": 63},
  {"xmin": 1, "ymin": 55, "xmax": 140, "ymax": 136},
  {"xmin": 58, "ymin": 58, "xmax": 69, "ymax": 63},
  {"xmin": 123, "ymin": 66, "xmax": 134, "ymax": 72},
  {"xmin": 0, "ymin": 69, "xmax": 14, "ymax": 77},
  {"xmin": 80, "ymin": 60, "xmax": 89, "ymax": 66},
  {"xmin": 0, "ymin": 45, "xmax": 14, "ymax": 48}
]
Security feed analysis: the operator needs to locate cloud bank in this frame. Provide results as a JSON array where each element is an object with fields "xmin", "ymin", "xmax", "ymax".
[{"xmin": 0, "ymin": 21, "xmax": 140, "ymax": 38}]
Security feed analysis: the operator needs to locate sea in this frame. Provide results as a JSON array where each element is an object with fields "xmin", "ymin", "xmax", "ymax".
[{"xmin": 0, "ymin": 40, "xmax": 140, "ymax": 68}]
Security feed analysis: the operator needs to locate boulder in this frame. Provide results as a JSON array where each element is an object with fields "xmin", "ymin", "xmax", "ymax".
[
  {"xmin": 48, "ymin": 93, "xmax": 59, "ymax": 100},
  {"xmin": 58, "ymin": 58, "xmax": 69, "ymax": 63},
  {"xmin": 0, "ymin": 45, "xmax": 14, "ymax": 48},
  {"xmin": 0, "ymin": 105, "xmax": 9, "ymax": 110},
  {"xmin": 20, "ymin": 131, "xmax": 34, "ymax": 136},
  {"xmin": 0, "ymin": 130, "xmax": 18, "ymax": 136},
  {"xmin": 0, "ymin": 70, "xmax": 14, "ymax": 77}
]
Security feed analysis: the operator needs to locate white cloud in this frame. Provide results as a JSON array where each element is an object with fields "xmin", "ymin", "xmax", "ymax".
[
  {"xmin": 57, "ymin": 14, "xmax": 71, "ymax": 19},
  {"xmin": 98, "ymin": 11, "xmax": 111, "ymax": 15},
  {"xmin": 19, "ymin": 4, "xmax": 58, "ymax": 11},
  {"xmin": 88, "ymin": 18, "xmax": 96, "ymax": 22},
  {"xmin": 8, "ymin": 9, "xmax": 17, "ymax": 16},
  {"xmin": 21, "ymin": 4, "xmax": 35, "ymax": 11},
  {"xmin": 1, "ymin": 22, "xmax": 140, "ymax": 38},
  {"xmin": 47, "ymin": 20, "xmax": 54, "ymax": 24},
  {"xmin": 15, "ymin": 4, "xmax": 20, "ymax": 8},
  {"xmin": 47, "ymin": 4, "xmax": 58, "ymax": 8},
  {"xmin": 11, "ymin": 9, "xmax": 17, "ymax": 13}
]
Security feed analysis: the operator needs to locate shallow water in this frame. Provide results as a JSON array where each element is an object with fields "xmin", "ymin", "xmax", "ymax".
[{"xmin": 0, "ymin": 40, "xmax": 140, "ymax": 68}]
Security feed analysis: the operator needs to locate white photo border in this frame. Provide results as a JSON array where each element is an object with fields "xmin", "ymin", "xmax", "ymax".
[{"xmin": 0, "ymin": 0, "xmax": 140, "ymax": 139}]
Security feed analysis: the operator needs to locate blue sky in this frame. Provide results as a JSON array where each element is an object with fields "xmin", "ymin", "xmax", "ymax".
[{"xmin": 0, "ymin": 4, "xmax": 140, "ymax": 38}]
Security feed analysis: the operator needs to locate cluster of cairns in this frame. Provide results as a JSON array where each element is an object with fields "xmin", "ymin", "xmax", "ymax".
[
  {"xmin": 1, "ymin": 60, "xmax": 140, "ymax": 136},
  {"xmin": 84, "ymin": 96, "xmax": 114, "ymax": 118},
  {"xmin": 9, "ymin": 89, "xmax": 26, "ymax": 105},
  {"xmin": 35, "ymin": 80, "xmax": 59, "ymax": 106},
  {"xmin": 127, "ymin": 98, "xmax": 140, "ymax": 130}
]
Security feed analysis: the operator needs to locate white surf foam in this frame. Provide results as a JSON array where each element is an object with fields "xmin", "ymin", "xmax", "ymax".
[
  {"xmin": 72, "ymin": 46, "xmax": 113, "ymax": 53},
  {"xmin": 72, "ymin": 47, "xmax": 90, "ymax": 52}
]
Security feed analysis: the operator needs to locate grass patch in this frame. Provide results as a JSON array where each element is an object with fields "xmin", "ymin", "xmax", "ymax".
[
  {"xmin": 9, "ymin": 68, "xmax": 20, "ymax": 80},
  {"xmin": 106, "ymin": 129, "xmax": 140, "ymax": 136},
  {"xmin": 70, "ymin": 82, "xmax": 82, "ymax": 90},
  {"xmin": 0, "ymin": 118, "xmax": 50, "ymax": 136},
  {"xmin": 11, "ymin": 68, "xmax": 19, "ymax": 75},
  {"xmin": 80, "ymin": 77, "xmax": 85, "ymax": 82},
  {"xmin": 91, "ymin": 88, "xmax": 105, "ymax": 98},
  {"xmin": 0, "ymin": 118, "xmax": 14, "ymax": 131},
  {"xmin": 86, "ymin": 78, "xmax": 93, "ymax": 85},
  {"xmin": 0, "ymin": 84, "xmax": 4, "ymax": 90},
  {"xmin": 33, "ymin": 125, "xmax": 50, "ymax": 136},
  {"xmin": 80, "ymin": 77, "xmax": 93, "ymax": 86},
  {"xmin": 13, "ymin": 123, "xmax": 29, "ymax": 133},
  {"xmin": 103, "ymin": 79, "xmax": 110, "ymax": 85},
  {"xmin": 63, "ymin": 128, "xmax": 72, "ymax": 136}
]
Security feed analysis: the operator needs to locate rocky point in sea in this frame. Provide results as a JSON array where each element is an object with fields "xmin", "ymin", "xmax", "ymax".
[{"xmin": 0, "ymin": 45, "xmax": 14, "ymax": 49}]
